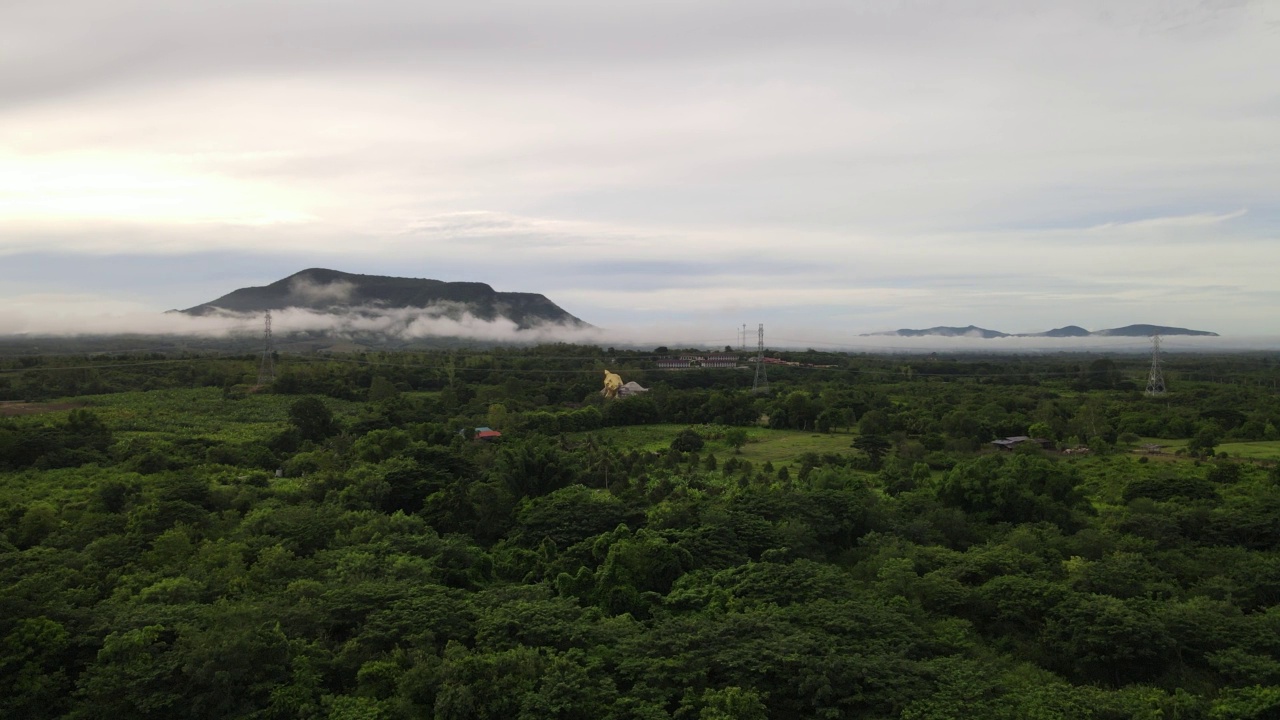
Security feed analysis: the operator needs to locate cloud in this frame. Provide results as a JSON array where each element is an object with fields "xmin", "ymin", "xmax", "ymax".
[
  {"xmin": 287, "ymin": 277, "xmax": 356, "ymax": 306},
  {"xmin": 4, "ymin": 291, "xmax": 1279, "ymax": 352},
  {"xmin": 0, "ymin": 294, "xmax": 604, "ymax": 344},
  {"xmin": 1083, "ymin": 209, "xmax": 1249, "ymax": 234},
  {"xmin": 1, "ymin": 1, "xmax": 1278, "ymax": 337}
]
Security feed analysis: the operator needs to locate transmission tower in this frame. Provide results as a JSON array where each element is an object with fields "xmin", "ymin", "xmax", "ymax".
[
  {"xmin": 740, "ymin": 323, "xmax": 747, "ymax": 352},
  {"xmin": 1145, "ymin": 334, "xmax": 1165, "ymax": 396},
  {"xmin": 257, "ymin": 309, "xmax": 275, "ymax": 386},
  {"xmin": 752, "ymin": 323, "xmax": 769, "ymax": 394}
]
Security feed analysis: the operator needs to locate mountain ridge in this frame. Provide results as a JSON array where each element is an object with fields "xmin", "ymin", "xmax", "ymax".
[{"xmin": 864, "ymin": 324, "xmax": 1218, "ymax": 338}]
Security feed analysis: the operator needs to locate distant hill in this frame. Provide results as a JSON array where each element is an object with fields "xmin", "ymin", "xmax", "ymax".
[
  {"xmin": 1025, "ymin": 325, "xmax": 1092, "ymax": 338},
  {"xmin": 864, "ymin": 325, "xmax": 1010, "ymax": 339},
  {"xmin": 864, "ymin": 324, "xmax": 1218, "ymax": 338},
  {"xmin": 180, "ymin": 268, "xmax": 589, "ymax": 329},
  {"xmin": 1091, "ymin": 324, "xmax": 1218, "ymax": 337}
]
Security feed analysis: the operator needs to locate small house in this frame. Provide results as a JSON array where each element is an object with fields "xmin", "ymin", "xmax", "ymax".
[
  {"xmin": 991, "ymin": 435, "xmax": 1053, "ymax": 451},
  {"xmin": 474, "ymin": 426, "xmax": 502, "ymax": 441}
]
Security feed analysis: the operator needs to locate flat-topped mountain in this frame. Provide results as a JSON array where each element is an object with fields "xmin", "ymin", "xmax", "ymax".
[
  {"xmin": 180, "ymin": 268, "xmax": 589, "ymax": 329},
  {"xmin": 1090, "ymin": 324, "xmax": 1218, "ymax": 337},
  {"xmin": 864, "ymin": 324, "xmax": 1218, "ymax": 338}
]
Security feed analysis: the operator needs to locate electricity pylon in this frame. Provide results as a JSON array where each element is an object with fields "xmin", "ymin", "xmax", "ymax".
[{"xmin": 1145, "ymin": 334, "xmax": 1165, "ymax": 396}]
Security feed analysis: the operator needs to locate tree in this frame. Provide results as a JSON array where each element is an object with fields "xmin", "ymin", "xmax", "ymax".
[
  {"xmin": 697, "ymin": 687, "xmax": 768, "ymax": 720},
  {"xmin": 725, "ymin": 428, "xmax": 749, "ymax": 454},
  {"xmin": 289, "ymin": 397, "xmax": 338, "ymax": 442},
  {"xmin": 495, "ymin": 439, "xmax": 579, "ymax": 498},
  {"xmin": 1188, "ymin": 423, "xmax": 1221, "ymax": 457},
  {"xmin": 65, "ymin": 409, "xmax": 112, "ymax": 451},
  {"xmin": 1041, "ymin": 594, "xmax": 1174, "ymax": 685},
  {"xmin": 1209, "ymin": 686, "xmax": 1280, "ymax": 720},
  {"xmin": 858, "ymin": 409, "xmax": 892, "ymax": 436},
  {"xmin": 73, "ymin": 625, "xmax": 183, "ymax": 718},
  {"xmin": 1028, "ymin": 421, "xmax": 1055, "ymax": 441},
  {"xmin": 512, "ymin": 486, "xmax": 630, "ymax": 548},
  {"xmin": 487, "ymin": 403, "xmax": 510, "ymax": 431},
  {"xmin": 0, "ymin": 617, "xmax": 72, "ymax": 718},
  {"xmin": 938, "ymin": 454, "xmax": 1088, "ymax": 528},
  {"xmin": 367, "ymin": 376, "xmax": 400, "ymax": 402},
  {"xmin": 1085, "ymin": 358, "xmax": 1121, "ymax": 389},
  {"xmin": 783, "ymin": 392, "xmax": 817, "ymax": 431},
  {"xmin": 853, "ymin": 434, "xmax": 891, "ymax": 470},
  {"xmin": 816, "ymin": 408, "xmax": 845, "ymax": 434},
  {"xmin": 352, "ymin": 428, "xmax": 411, "ymax": 463},
  {"xmin": 671, "ymin": 428, "xmax": 704, "ymax": 453}
]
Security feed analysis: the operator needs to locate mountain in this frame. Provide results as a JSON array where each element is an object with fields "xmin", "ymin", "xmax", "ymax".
[
  {"xmin": 1091, "ymin": 324, "xmax": 1218, "ymax": 337},
  {"xmin": 1025, "ymin": 325, "xmax": 1092, "ymax": 338},
  {"xmin": 180, "ymin": 268, "xmax": 589, "ymax": 329},
  {"xmin": 865, "ymin": 325, "xmax": 1010, "ymax": 339},
  {"xmin": 864, "ymin": 323, "xmax": 1218, "ymax": 338}
]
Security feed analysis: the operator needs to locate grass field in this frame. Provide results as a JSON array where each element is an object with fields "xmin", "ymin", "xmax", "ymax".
[
  {"xmin": 1134, "ymin": 436, "xmax": 1280, "ymax": 462},
  {"xmin": 573, "ymin": 424, "xmax": 857, "ymax": 466},
  {"xmin": 1217, "ymin": 440, "xmax": 1280, "ymax": 461},
  {"xmin": 69, "ymin": 388, "xmax": 366, "ymax": 443}
]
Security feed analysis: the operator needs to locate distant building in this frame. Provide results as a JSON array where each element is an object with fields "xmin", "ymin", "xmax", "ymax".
[
  {"xmin": 656, "ymin": 357, "xmax": 696, "ymax": 369},
  {"xmin": 474, "ymin": 427, "xmax": 502, "ymax": 441},
  {"xmin": 702, "ymin": 353, "xmax": 738, "ymax": 368}
]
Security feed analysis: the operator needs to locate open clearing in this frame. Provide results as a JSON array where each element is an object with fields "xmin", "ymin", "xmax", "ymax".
[
  {"xmin": 1217, "ymin": 440, "xmax": 1280, "ymax": 461},
  {"xmin": 1135, "ymin": 436, "xmax": 1280, "ymax": 462},
  {"xmin": 575, "ymin": 424, "xmax": 857, "ymax": 466}
]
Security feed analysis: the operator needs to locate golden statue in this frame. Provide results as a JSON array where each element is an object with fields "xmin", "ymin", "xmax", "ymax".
[{"xmin": 601, "ymin": 370, "xmax": 623, "ymax": 399}]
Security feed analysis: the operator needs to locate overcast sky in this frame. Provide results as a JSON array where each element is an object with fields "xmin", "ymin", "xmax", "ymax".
[{"xmin": 2, "ymin": 0, "xmax": 1278, "ymax": 344}]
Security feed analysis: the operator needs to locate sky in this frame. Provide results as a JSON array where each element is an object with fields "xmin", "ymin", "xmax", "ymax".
[{"xmin": 2, "ymin": 0, "xmax": 1278, "ymax": 347}]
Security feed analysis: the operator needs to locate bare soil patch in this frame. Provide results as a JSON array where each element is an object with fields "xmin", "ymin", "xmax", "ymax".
[{"xmin": 0, "ymin": 401, "xmax": 84, "ymax": 417}]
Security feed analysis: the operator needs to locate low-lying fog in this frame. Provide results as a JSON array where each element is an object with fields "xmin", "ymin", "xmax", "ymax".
[{"xmin": 1, "ymin": 303, "xmax": 1276, "ymax": 353}]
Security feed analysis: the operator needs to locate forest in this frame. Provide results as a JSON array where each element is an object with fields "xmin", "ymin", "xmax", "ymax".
[{"xmin": 2, "ymin": 345, "xmax": 1280, "ymax": 719}]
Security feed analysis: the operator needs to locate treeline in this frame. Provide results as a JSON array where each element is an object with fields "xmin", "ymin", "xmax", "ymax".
[{"xmin": 5, "ymin": 343, "xmax": 1280, "ymax": 403}]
